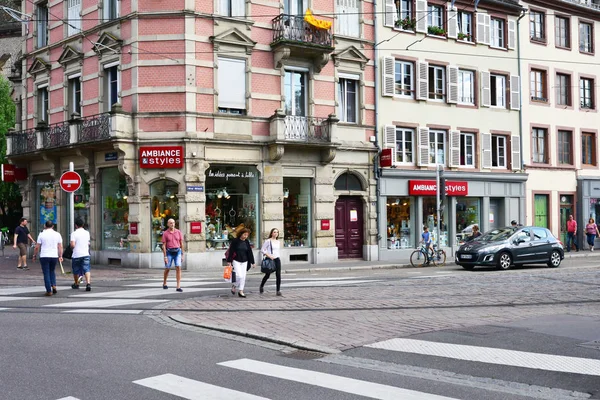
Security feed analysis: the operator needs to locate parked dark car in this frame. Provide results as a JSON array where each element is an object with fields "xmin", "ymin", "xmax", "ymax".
[{"xmin": 455, "ymin": 226, "xmax": 564, "ymax": 270}]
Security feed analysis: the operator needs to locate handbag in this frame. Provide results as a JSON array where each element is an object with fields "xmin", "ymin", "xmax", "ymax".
[
  {"xmin": 223, "ymin": 265, "xmax": 232, "ymax": 282},
  {"xmin": 62, "ymin": 245, "xmax": 73, "ymax": 260},
  {"xmin": 261, "ymin": 241, "xmax": 277, "ymax": 273}
]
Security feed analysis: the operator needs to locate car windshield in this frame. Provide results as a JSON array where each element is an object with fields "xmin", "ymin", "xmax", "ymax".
[{"xmin": 479, "ymin": 227, "xmax": 516, "ymax": 242}]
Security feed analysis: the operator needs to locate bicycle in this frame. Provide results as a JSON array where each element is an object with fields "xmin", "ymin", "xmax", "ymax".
[{"xmin": 410, "ymin": 243, "xmax": 447, "ymax": 267}]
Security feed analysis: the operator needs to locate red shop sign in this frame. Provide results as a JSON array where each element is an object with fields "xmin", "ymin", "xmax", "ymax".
[
  {"xmin": 190, "ymin": 221, "xmax": 202, "ymax": 234},
  {"xmin": 1, "ymin": 164, "xmax": 15, "ymax": 182},
  {"xmin": 139, "ymin": 146, "xmax": 184, "ymax": 169},
  {"xmin": 130, "ymin": 222, "xmax": 138, "ymax": 235},
  {"xmin": 380, "ymin": 148, "xmax": 393, "ymax": 168},
  {"xmin": 408, "ymin": 180, "xmax": 469, "ymax": 196},
  {"xmin": 321, "ymin": 220, "xmax": 330, "ymax": 230}
]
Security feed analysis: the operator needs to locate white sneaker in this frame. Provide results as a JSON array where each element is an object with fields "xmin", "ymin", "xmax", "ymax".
[{"xmin": 78, "ymin": 276, "xmax": 84, "ymax": 284}]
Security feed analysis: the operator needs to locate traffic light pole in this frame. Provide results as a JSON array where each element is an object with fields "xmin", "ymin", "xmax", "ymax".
[{"xmin": 436, "ymin": 164, "xmax": 441, "ymax": 254}]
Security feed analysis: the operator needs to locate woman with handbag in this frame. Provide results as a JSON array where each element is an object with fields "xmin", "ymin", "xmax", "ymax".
[
  {"xmin": 226, "ymin": 228, "xmax": 255, "ymax": 298},
  {"xmin": 585, "ymin": 217, "xmax": 598, "ymax": 251},
  {"xmin": 259, "ymin": 228, "xmax": 282, "ymax": 296}
]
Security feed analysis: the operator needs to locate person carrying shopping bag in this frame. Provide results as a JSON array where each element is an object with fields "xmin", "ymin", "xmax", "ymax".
[
  {"xmin": 226, "ymin": 228, "xmax": 255, "ymax": 298},
  {"xmin": 585, "ymin": 217, "xmax": 599, "ymax": 251},
  {"xmin": 259, "ymin": 228, "xmax": 282, "ymax": 296}
]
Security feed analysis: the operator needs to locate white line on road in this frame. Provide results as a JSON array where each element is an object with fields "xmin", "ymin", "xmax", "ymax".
[
  {"xmin": 0, "ymin": 286, "xmax": 70, "ymax": 296},
  {"xmin": 0, "ymin": 308, "xmax": 11, "ymax": 311},
  {"xmin": 218, "ymin": 358, "xmax": 460, "ymax": 400},
  {"xmin": 125, "ymin": 281, "xmax": 223, "ymax": 287},
  {"xmin": 68, "ymin": 287, "xmax": 217, "ymax": 298},
  {"xmin": 55, "ymin": 397, "xmax": 81, "ymax": 400},
  {"xmin": 63, "ymin": 309, "xmax": 144, "ymax": 314},
  {"xmin": 133, "ymin": 373, "xmax": 271, "ymax": 399},
  {"xmin": 44, "ymin": 299, "xmax": 168, "ymax": 308},
  {"xmin": 0, "ymin": 296, "xmax": 40, "ymax": 302},
  {"xmin": 365, "ymin": 339, "xmax": 600, "ymax": 376}
]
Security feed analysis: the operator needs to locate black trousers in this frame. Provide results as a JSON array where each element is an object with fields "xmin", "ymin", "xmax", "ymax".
[{"xmin": 260, "ymin": 257, "xmax": 281, "ymax": 291}]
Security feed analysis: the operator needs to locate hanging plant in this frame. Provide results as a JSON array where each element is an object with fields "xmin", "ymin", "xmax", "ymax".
[
  {"xmin": 428, "ymin": 26, "xmax": 447, "ymax": 36},
  {"xmin": 395, "ymin": 17, "xmax": 416, "ymax": 31},
  {"xmin": 457, "ymin": 32, "xmax": 472, "ymax": 41}
]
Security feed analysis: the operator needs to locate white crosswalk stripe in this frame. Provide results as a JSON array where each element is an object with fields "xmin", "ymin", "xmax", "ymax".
[
  {"xmin": 0, "ymin": 286, "xmax": 71, "ymax": 295},
  {"xmin": 55, "ymin": 397, "xmax": 81, "ymax": 400},
  {"xmin": 63, "ymin": 309, "xmax": 145, "ymax": 314},
  {"xmin": 0, "ymin": 296, "xmax": 38, "ymax": 302},
  {"xmin": 69, "ymin": 287, "xmax": 216, "ymax": 298},
  {"xmin": 44, "ymin": 298, "xmax": 168, "ymax": 308}
]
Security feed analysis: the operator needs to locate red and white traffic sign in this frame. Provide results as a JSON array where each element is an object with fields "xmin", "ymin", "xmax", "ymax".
[{"xmin": 59, "ymin": 171, "xmax": 82, "ymax": 192}]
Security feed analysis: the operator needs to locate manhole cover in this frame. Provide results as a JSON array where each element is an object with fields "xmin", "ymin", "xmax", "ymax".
[{"xmin": 280, "ymin": 350, "xmax": 326, "ymax": 360}]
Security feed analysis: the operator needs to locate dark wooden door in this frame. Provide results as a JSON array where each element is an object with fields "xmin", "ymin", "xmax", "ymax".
[{"xmin": 335, "ymin": 197, "xmax": 364, "ymax": 259}]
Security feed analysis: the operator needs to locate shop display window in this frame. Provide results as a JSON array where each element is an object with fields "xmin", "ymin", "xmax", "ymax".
[
  {"xmin": 150, "ymin": 180, "xmax": 179, "ymax": 252},
  {"xmin": 456, "ymin": 198, "xmax": 481, "ymax": 243},
  {"xmin": 67, "ymin": 171, "xmax": 90, "ymax": 231},
  {"xmin": 205, "ymin": 165, "xmax": 259, "ymax": 250},
  {"xmin": 283, "ymin": 178, "xmax": 312, "ymax": 247},
  {"xmin": 36, "ymin": 177, "xmax": 57, "ymax": 231},
  {"xmin": 386, "ymin": 197, "xmax": 413, "ymax": 249},
  {"xmin": 101, "ymin": 168, "xmax": 130, "ymax": 251},
  {"xmin": 423, "ymin": 196, "xmax": 448, "ymax": 247}
]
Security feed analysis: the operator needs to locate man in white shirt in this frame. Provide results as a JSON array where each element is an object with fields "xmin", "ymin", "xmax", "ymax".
[
  {"xmin": 71, "ymin": 218, "xmax": 92, "ymax": 291},
  {"xmin": 32, "ymin": 221, "xmax": 63, "ymax": 296}
]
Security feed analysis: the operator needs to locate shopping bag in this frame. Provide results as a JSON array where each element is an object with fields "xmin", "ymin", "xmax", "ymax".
[
  {"xmin": 223, "ymin": 265, "xmax": 232, "ymax": 282},
  {"xmin": 59, "ymin": 260, "xmax": 65, "ymax": 275}
]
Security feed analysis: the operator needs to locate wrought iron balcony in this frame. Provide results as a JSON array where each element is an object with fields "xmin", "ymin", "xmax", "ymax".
[
  {"xmin": 284, "ymin": 115, "xmax": 330, "ymax": 142},
  {"xmin": 561, "ymin": 0, "xmax": 600, "ymax": 10},
  {"xmin": 10, "ymin": 128, "xmax": 37, "ymax": 155},
  {"xmin": 42, "ymin": 121, "xmax": 71, "ymax": 148},
  {"xmin": 77, "ymin": 113, "xmax": 111, "ymax": 143}
]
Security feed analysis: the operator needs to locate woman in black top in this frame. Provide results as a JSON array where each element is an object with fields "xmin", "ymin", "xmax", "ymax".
[{"xmin": 226, "ymin": 228, "xmax": 255, "ymax": 297}]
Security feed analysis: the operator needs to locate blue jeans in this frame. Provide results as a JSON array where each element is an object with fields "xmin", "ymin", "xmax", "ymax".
[
  {"xmin": 40, "ymin": 257, "xmax": 57, "ymax": 293},
  {"xmin": 566, "ymin": 232, "xmax": 578, "ymax": 251},
  {"xmin": 72, "ymin": 256, "xmax": 91, "ymax": 275},
  {"xmin": 165, "ymin": 248, "xmax": 181, "ymax": 268}
]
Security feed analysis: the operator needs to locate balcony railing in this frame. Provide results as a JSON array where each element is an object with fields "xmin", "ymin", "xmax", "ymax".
[
  {"xmin": 42, "ymin": 121, "xmax": 70, "ymax": 148},
  {"xmin": 272, "ymin": 14, "xmax": 333, "ymax": 48},
  {"xmin": 561, "ymin": 0, "xmax": 600, "ymax": 10},
  {"xmin": 78, "ymin": 113, "xmax": 111, "ymax": 143},
  {"xmin": 284, "ymin": 115, "xmax": 330, "ymax": 142},
  {"xmin": 10, "ymin": 128, "xmax": 37, "ymax": 155}
]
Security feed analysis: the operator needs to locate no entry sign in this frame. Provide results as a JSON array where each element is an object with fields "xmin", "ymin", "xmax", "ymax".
[{"xmin": 60, "ymin": 171, "xmax": 82, "ymax": 192}]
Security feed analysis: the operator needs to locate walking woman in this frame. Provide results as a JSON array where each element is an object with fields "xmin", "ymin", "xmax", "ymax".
[
  {"xmin": 585, "ymin": 217, "xmax": 599, "ymax": 251},
  {"xmin": 260, "ymin": 228, "xmax": 282, "ymax": 296},
  {"xmin": 226, "ymin": 228, "xmax": 255, "ymax": 298}
]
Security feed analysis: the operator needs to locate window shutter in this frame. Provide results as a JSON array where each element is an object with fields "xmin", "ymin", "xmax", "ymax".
[
  {"xmin": 417, "ymin": 126, "xmax": 430, "ymax": 166},
  {"xmin": 476, "ymin": 12, "xmax": 487, "ymax": 45},
  {"xmin": 447, "ymin": 7, "xmax": 458, "ymax": 39},
  {"xmin": 416, "ymin": 61, "xmax": 429, "ymax": 100},
  {"xmin": 336, "ymin": 0, "xmax": 347, "ymax": 35},
  {"xmin": 508, "ymin": 19, "xmax": 516, "ymax": 49},
  {"xmin": 511, "ymin": 134, "xmax": 521, "ymax": 170},
  {"xmin": 484, "ymin": 15, "xmax": 491, "ymax": 44},
  {"xmin": 447, "ymin": 65, "xmax": 459, "ymax": 104},
  {"xmin": 449, "ymin": 130, "xmax": 461, "ymax": 167},
  {"xmin": 384, "ymin": 0, "xmax": 395, "ymax": 27},
  {"xmin": 510, "ymin": 75, "xmax": 520, "ymax": 110},
  {"xmin": 231, "ymin": 0, "xmax": 245, "ymax": 17},
  {"xmin": 68, "ymin": 0, "xmax": 81, "ymax": 35},
  {"xmin": 480, "ymin": 71, "xmax": 491, "ymax": 107},
  {"xmin": 348, "ymin": 0, "xmax": 359, "ymax": 37},
  {"xmin": 481, "ymin": 132, "xmax": 492, "ymax": 168},
  {"xmin": 383, "ymin": 125, "xmax": 397, "ymax": 165},
  {"xmin": 415, "ymin": 0, "xmax": 427, "ymax": 33},
  {"xmin": 382, "ymin": 57, "xmax": 395, "ymax": 97},
  {"xmin": 218, "ymin": 58, "xmax": 246, "ymax": 109}
]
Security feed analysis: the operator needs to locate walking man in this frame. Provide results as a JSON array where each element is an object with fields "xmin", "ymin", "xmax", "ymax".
[
  {"xmin": 71, "ymin": 218, "xmax": 92, "ymax": 291},
  {"xmin": 13, "ymin": 217, "xmax": 35, "ymax": 270},
  {"xmin": 162, "ymin": 218, "xmax": 184, "ymax": 292},
  {"xmin": 32, "ymin": 221, "xmax": 63, "ymax": 296},
  {"xmin": 566, "ymin": 214, "xmax": 579, "ymax": 252}
]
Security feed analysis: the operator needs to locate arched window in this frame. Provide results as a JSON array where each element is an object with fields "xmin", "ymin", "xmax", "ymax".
[{"xmin": 334, "ymin": 173, "xmax": 363, "ymax": 191}]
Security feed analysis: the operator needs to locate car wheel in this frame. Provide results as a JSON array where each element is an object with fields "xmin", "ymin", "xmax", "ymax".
[
  {"xmin": 548, "ymin": 250, "xmax": 561, "ymax": 268},
  {"xmin": 496, "ymin": 252, "xmax": 512, "ymax": 270},
  {"xmin": 461, "ymin": 264, "xmax": 475, "ymax": 270}
]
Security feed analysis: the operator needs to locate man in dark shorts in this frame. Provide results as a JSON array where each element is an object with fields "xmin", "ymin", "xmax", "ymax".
[{"xmin": 13, "ymin": 217, "xmax": 36, "ymax": 270}]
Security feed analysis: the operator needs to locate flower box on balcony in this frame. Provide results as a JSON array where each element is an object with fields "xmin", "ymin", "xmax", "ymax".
[
  {"xmin": 395, "ymin": 17, "xmax": 416, "ymax": 31},
  {"xmin": 427, "ymin": 26, "xmax": 447, "ymax": 37}
]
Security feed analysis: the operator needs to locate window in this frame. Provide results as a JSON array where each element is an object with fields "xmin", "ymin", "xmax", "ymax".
[
  {"xmin": 67, "ymin": 0, "xmax": 82, "ymax": 36},
  {"xmin": 103, "ymin": 0, "xmax": 118, "ymax": 20},
  {"xmin": 284, "ymin": 0, "xmax": 305, "ymax": 15},
  {"xmin": 457, "ymin": 11, "xmax": 473, "ymax": 41},
  {"xmin": 529, "ymin": 11, "xmax": 545, "ymax": 41},
  {"xmin": 36, "ymin": 3, "xmax": 48, "ymax": 48},
  {"xmin": 532, "ymin": 128, "xmax": 548, "ymax": 163},
  {"xmin": 580, "ymin": 77, "xmax": 594, "ymax": 109},
  {"xmin": 104, "ymin": 64, "xmax": 119, "ymax": 112},
  {"xmin": 558, "ymin": 130, "xmax": 572, "ymax": 165},
  {"xmin": 339, "ymin": 77, "xmax": 358, "ymax": 123},
  {"xmin": 555, "ymin": 16, "xmax": 570, "ymax": 48},
  {"xmin": 579, "ymin": 22, "xmax": 593, "ymax": 53},
  {"xmin": 458, "ymin": 70, "xmax": 474, "ymax": 105},
  {"xmin": 460, "ymin": 132, "xmax": 475, "ymax": 167},
  {"xmin": 556, "ymin": 73, "xmax": 571, "ymax": 106},
  {"xmin": 68, "ymin": 76, "xmax": 81, "ymax": 117},
  {"xmin": 427, "ymin": 5, "xmax": 444, "ymax": 31},
  {"xmin": 37, "ymin": 86, "xmax": 49, "ymax": 124},
  {"xmin": 530, "ymin": 69, "xmax": 547, "ymax": 102},
  {"xmin": 428, "ymin": 65, "xmax": 445, "ymax": 101},
  {"xmin": 336, "ymin": 0, "xmax": 359, "ymax": 37},
  {"xmin": 396, "ymin": 0, "xmax": 412, "ymax": 22},
  {"xmin": 284, "ymin": 70, "xmax": 307, "ymax": 116},
  {"xmin": 490, "ymin": 74, "xmax": 506, "ymax": 107},
  {"xmin": 394, "ymin": 60, "xmax": 413, "ymax": 98},
  {"xmin": 428, "ymin": 130, "xmax": 446, "ymax": 165},
  {"xmin": 490, "ymin": 18, "xmax": 505, "ymax": 48},
  {"xmin": 220, "ymin": 0, "xmax": 245, "ymax": 17},
  {"xmin": 218, "ymin": 57, "xmax": 246, "ymax": 115},
  {"xmin": 394, "ymin": 127, "xmax": 414, "ymax": 164},
  {"xmin": 491, "ymin": 135, "xmax": 506, "ymax": 168},
  {"xmin": 582, "ymin": 132, "xmax": 596, "ymax": 166}
]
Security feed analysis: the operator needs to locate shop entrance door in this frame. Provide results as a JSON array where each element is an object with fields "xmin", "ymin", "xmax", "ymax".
[
  {"xmin": 335, "ymin": 197, "xmax": 363, "ymax": 259},
  {"xmin": 559, "ymin": 195, "xmax": 574, "ymax": 245}
]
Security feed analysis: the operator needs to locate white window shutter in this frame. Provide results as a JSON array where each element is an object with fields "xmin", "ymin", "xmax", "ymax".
[
  {"xmin": 511, "ymin": 134, "xmax": 521, "ymax": 170},
  {"xmin": 449, "ymin": 130, "xmax": 461, "ymax": 167},
  {"xmin": 480, "ymin": 71, "xmax": 491, "ymax": 107},
  {"xmin": 481, "ymin": 132, "xmax": 492, "ymax": 168},
  {"xmin": 417, "ymin": 126, "xmax": 430, "ymax": 166},
  {"xmin": 484, "ymin": 15, "xmax": 491, "ymax": 44},
  {"xmin": 384, "ymin": 0, "xmax": 395, "ymax": 27},
  {"xmin": 383, "ymin": 125, "xmax": 397, "ymax": 165},
  {"xmin": 218, "ymin": 58, "xmax": 246, "ymax": 109},
  {"xmin": 336, "ymin": 0, "xmax": 347, "ymax": 35},
  {"xmin": 476, "ymin": 12, "xmax": 487, "ymax": 44},
  {"xmin": 447, "ymin": 6, "xmax": 458, "ymax": 39},
  {"xmin": 348, "ymin": 0, "xmax": 359, "ymax": 37},
  {"xmin": 415, "ymin": 0, "xmax": 427, "ymax": 33},
  {"xmin": 510, "ymin": 75, "xmax": 520, "ymax": 110},
  {"xmin": 382, "ymin": 57, "xmax": 395, "ymax": 97},
  {"xmin": 68, "ymin": 0, "xmax": 81, "ymax": 35},
  {"xmin": 447, "ymin": 65, "xmax": 459, "ymax": 104},
  {"xmin": 231, "ymin": 0, "xmax": 245, "ymax": 17},
  {"xmin": 416, "ymin": 61, "xmax": 429, "ymax": 100},
  {"xmin": 508, "ymin": 19, "xmax": 516, "ymax": 49}
]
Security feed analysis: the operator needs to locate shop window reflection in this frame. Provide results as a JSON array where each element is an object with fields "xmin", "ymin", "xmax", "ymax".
[
  {"xmin": 386, "ymin": 197, "xmax": 413, "ymax": 249},
  {"xmin": 102, "ymin": 168, "xmax": 130, "ymax": 251},
  {"xmin": 150, "ymin": 180, "xmax": 179, "ymax": 252},
  {"xmin": 283, "ymin": 178, "xmax": 312, "ymax": 247},
  {"xmin": 423, "ymin": 197, "xmax": 448, "ymax": 247},
  {"xmin": 456, "ymin": 198, "xmax": 481, "ymax": 243}
]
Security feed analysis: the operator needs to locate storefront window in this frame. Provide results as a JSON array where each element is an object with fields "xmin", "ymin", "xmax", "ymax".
[
  {"xmin": 590, "ymin": 198, "xmax": 600, "ymax": 223},
  {"xmin": 101, "ymin": 168, "xmax": 130, "ymax": 251},
  {"xmin": 423, "ymin": 197, "xmax": 448, "ymax": 246},
  {"xmin": 36, "ymin": 177, "xmax": 57, "ymax": 231},
  {"xmin": 205, "ymin": 165, "xmax": 259, "ymax": 250},
  {"xmin": 150, "ymin": 180, "xmax": 179, "ymax": 252},
  {"xmin": 283, "ymin": 178, "xmax": 312, "ymax": 247},
  {"xmin": 386, "ymin": 197, "xmax": 413, "ymax": 249},
  {"xmin": 67, "ymin": 171, "xmax": 90, "ymax": 231},
  {"xmin": 456, "ymin": 198, "xmax": 481, "ymax": 242}
]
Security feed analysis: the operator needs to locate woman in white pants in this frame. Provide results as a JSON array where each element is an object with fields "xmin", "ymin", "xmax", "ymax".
[{"xmin": 225, "ymin": 228, "xmax": 255, "ymax": 297}]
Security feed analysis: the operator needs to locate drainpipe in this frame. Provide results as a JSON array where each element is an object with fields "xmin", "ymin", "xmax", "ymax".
[
  {"xmin": 516, "ymin": 8, "xmax": 526, "ymax": 170},
  {"xmin": 373, "ymin": 0, "xmax": 382, "ymax": 258}
]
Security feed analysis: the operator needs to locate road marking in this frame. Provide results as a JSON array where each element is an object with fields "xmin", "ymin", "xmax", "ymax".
[
  {"xmin": 133, "ymin": 373, "xmax": 271, "ymax": 399},
  {"xmin": 0, "ymin": 286, "xmax": 70, "ymax": 296},
  {"xmin": 365, "ymin": 339, "xmax": 600, "ymax": 376},
  {"xmin": 0, "ymin": 296, "xmax": 39, "ymax": 302},
  {"xmin": 55, "ymin": 397, "xmax": 81, "ymax": 400},
  {"xmin": 281, "ymin": 279, "xmax": 380, "ymax": 287},
  {"xmin": 218, "ymin": 358, "xmax": 459, "ymax": 400},
  {"xmin": 125, "ymin": 281, "xmax": 222, "ymax": 287},
  {"xmin": 63, "ymin": 309, "xmax": 144, "ymax": 314},
  {"xmin": 279, "ymin": 277, "xmax": 363, "ymax": 281},
  {"xmin": 69, "ymin": 287, "xmax": 216, "ymax": 298},
  {"xmin": 44, "ymin": 299, "xmax": 168, "ymax": 308},
  {"xmin": 0, "ymin": 308, "xmax": 11, "ymax": 311}
]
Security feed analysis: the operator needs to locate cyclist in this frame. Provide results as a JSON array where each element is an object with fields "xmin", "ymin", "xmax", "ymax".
[
  {"xmin": 421, "ymin": 226, "xmax": 434, "ymax": 262},
  {"xmin": 13, "ymin": 217, "xmax": 36, "ymax": 270}
]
